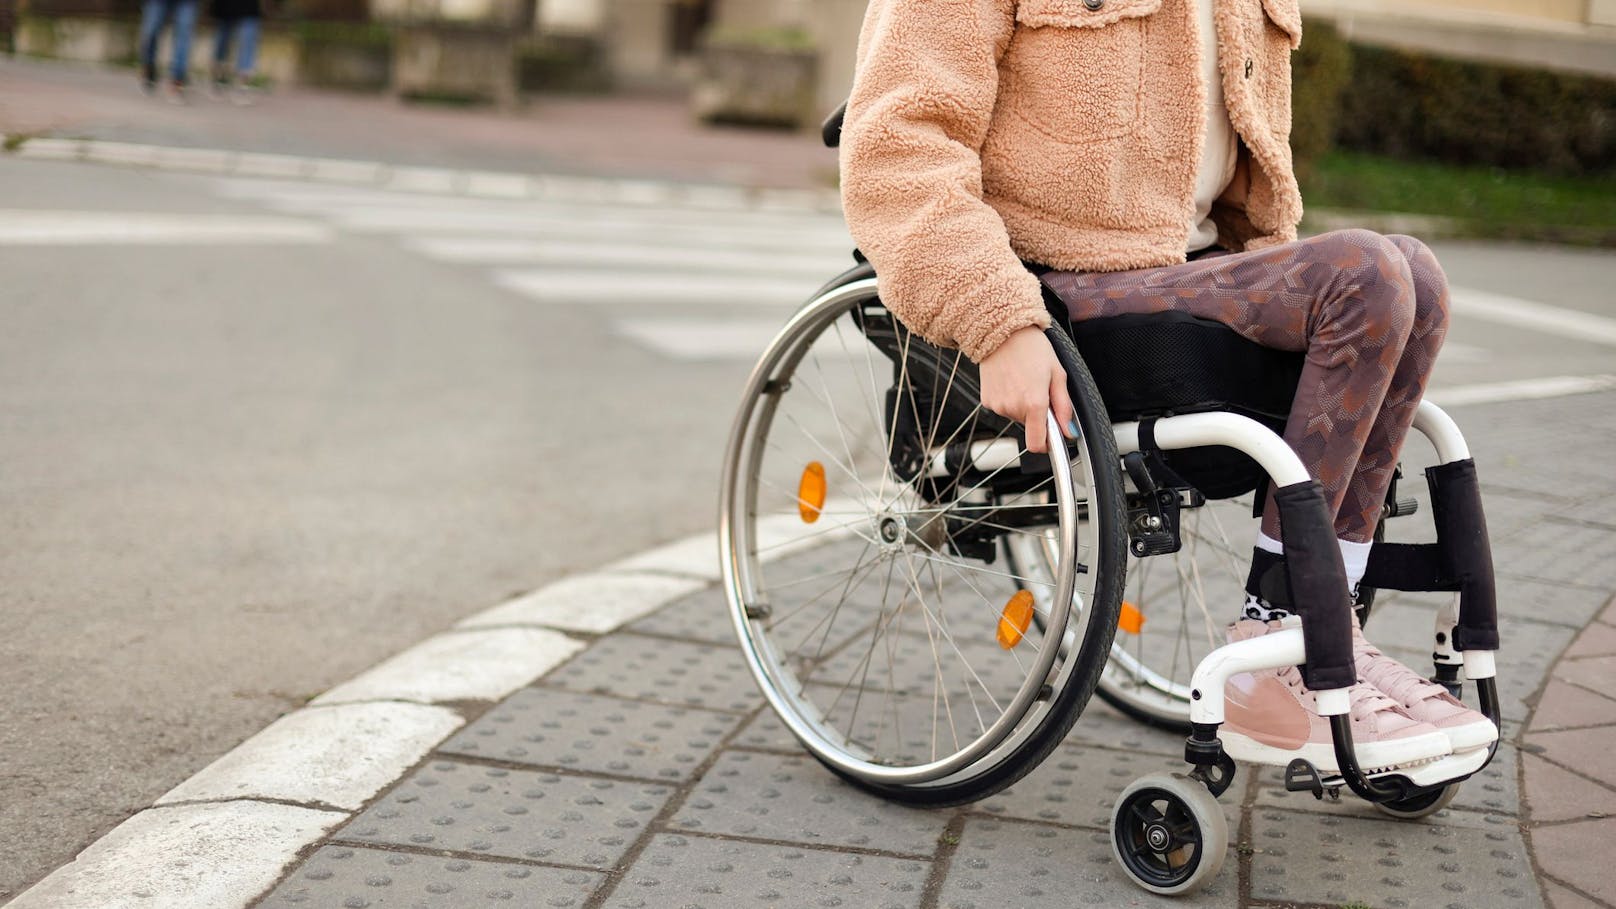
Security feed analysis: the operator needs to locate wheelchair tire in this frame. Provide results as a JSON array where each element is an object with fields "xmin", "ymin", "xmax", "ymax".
[{"xmin": 719, "ymin": 271, "xmax": 1126, "ymax": 806}]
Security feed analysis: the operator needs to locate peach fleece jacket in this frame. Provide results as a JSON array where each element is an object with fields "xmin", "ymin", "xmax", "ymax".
[{"xmin": 838, "ymin": 0, "xmax": 1306, "ymax": 362}]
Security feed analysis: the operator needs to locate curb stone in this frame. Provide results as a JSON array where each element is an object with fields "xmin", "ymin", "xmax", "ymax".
[{"xmin": 2, "ymin": 138, "xmax": 847, "ymax": 215}]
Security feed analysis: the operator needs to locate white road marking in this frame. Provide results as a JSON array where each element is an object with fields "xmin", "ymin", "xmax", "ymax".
[
  {"xmin": 410, "ymin": 236, "xmax": 847, "ymax": 277},
  {"xmin": 0, "ymin": 211, "xmax": 332, "ymax": 245},
  {"xmin": 497, "ymin": 269, "xmax": 809, "ymax": 306},
  {"xmin": 1452, "ymin": 287, "xmax": 1616, "ymax": 348},
  {"xmin": 1431, "ymin": 373, "xmax": 1616, "ymax": 407},
  {"xmin": 4, "ymin": 801, "xmax": 346, "ymax": 909},
  {"xmin": 615, "ymin": 317, "xmax": 793, "ymax": 359},
  {"xmin": 156, "ymin": 702, "xmax": 464, "ymax": 810}
]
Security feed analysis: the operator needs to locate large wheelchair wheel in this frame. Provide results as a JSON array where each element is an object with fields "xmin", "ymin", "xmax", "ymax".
[{"xmin": 719, "ymin": 270, "xmax": 1127, "ymax": 806}]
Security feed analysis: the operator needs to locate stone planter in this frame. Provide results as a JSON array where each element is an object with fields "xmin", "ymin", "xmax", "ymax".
[
  {"xmin": 392, "ymin": 24, "xmax": 517, "ymax": 106},
  {"xmin": 691, "ymin": 42, "xmax": 818, "ymax": 129}
]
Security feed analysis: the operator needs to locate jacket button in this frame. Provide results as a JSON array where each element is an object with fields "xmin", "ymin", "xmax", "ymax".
[
  {"xmin": 1083, "ymin": 0, "xmax": 1104, "ymax": 9},
  {"xmin": 1244, "ymin": 59, "xmax": 1254, "ymax": 78}
]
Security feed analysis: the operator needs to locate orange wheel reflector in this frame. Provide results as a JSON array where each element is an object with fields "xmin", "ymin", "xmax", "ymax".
[
  {"xmin": 997, "ymin": 590, "xmax": 1036, "ymax": 650},
  {"xmin": 1118, "ymin": 601, "xmax": 1145, "ymax": 635},
  {"xmin": 797, "ymin": 461, "xmax": 827, "ymax": 523}
]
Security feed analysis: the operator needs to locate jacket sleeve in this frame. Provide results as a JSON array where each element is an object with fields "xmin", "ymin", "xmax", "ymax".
[{"xmin": 838, "ymin": 0, "xmax": 1051, "ymax": 364}]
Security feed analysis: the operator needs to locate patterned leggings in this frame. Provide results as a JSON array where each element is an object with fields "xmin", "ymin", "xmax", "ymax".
[{"xmin": 1040, "ymin": 229, "xmax": 1451, "ymax": 543}]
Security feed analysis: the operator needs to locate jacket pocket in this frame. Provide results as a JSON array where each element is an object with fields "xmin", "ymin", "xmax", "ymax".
[
  {"xmin": 1258, "ymin": 0, "xmax": 1302, "ymax": 48},
  {"xmin": 1015, "ymin": 0, "xmax": 1163, "ymax": 29},
  {"xmin": 1002, "ymin": 0, "xmax": 1164, "ymax": 145}
]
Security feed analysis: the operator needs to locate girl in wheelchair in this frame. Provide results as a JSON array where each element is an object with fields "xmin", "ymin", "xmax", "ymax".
[{"xmin": 837, "ymin": 0, "xmax": 1493, "ymax": 775}]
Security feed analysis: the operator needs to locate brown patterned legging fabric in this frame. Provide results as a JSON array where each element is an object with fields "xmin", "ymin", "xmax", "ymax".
[{"xmin": 1041, "ymin": 229, "xmax": 1450, "ymax": 543}]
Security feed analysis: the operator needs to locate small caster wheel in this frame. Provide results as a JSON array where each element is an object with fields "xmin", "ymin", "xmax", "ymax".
[
  {"xmin": 1111, "ymin": 773, "xmax": 1229, "ymax": 896},
  {"xmin": 1373, "ymin": 781, "xmax": 1461, "ymax": 820}
]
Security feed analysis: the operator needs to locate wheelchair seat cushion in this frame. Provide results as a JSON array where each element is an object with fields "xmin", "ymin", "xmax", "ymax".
[{"xmin": 1063, "ymin": 310, "xmax": 1306, "ymax": 499}]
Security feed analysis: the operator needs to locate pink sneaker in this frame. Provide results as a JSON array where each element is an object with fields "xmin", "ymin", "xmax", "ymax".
[
  {"xmin": 1352, "ymin": 618, "xmax": 1498, "ymax": 753},
  {"xmin": 1221, "ymin": 619, "xmax": 1453, "ymax": 774}
]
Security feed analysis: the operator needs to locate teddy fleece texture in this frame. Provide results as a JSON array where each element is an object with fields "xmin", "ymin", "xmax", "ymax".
[{"xmin": 838, "ymin": 0, "xmax": 1306, "ymax": 362}]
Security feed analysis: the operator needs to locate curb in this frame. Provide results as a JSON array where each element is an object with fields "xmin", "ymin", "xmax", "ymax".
[
  {"xmin": 6, "ymin": 514, "xmax": 818, "ymax": 909},
  {"xmin": 2, "ymin": 137, "xmax": 846, "ymax": 215},
  {"xmin": 5, "ymin": 529, "xmax": 717, "ymax": 908}
]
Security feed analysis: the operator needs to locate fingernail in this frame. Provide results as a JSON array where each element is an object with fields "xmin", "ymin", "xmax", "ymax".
[{"xmin": 1066, "ymin": 419, "xmax": 1082, "ymax": 439}]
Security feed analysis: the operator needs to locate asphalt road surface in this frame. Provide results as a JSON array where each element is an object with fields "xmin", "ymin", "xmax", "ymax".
[{"xmin": 2, "ymin": 156, "xmax": 1613, "ymax": 900}]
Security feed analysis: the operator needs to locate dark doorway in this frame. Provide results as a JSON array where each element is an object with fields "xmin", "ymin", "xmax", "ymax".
[{"xmin": 668, "ymin": 0, "xmax": 714, "ymax": 57}]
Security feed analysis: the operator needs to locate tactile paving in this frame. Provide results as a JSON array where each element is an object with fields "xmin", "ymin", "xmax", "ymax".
[
  {"xmin": 600, "ymin": 833, "xmax": 930, "ymax": 909},
  {"xmin": 338, "ymin": 759, "xmax": 671, "ymax": 868},
  {"xmin": 977, "ymin": 745, "xmax": 1240, "ymax": 831},
  {"xmin": 1378, "ymin": 624, "xmax": 1572, "ymax": 724},
  {"xmin": 937, "ymin": 817, "xmax": 1239, "ymax": 909},
  {"xmin": 1245, "ymin": 805, "xmax": 1542, "ymax": 908},
  {"xmin": 262, "ymin": 844, "xmax": 604, "ymax": 907},
  {"xmin": 439, "ymin": 688, "xmax": 742, "ymax": 781},
  {"xmin": 545, "ymin": 633, "xmax": 761, "ymax": 713},
  {"xmin": 672, "ymin": 751, "xmax": 950, "ymax": 855}
]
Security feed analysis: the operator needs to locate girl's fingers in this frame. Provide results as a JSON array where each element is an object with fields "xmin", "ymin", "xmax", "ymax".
[
  {"xmin": 1023, "ymin": 397, "xmax": 1048, "ymax": 454},
  {"xmin": 1049, "ymin": 369, "xmax": 1076, "ymax": 440}
]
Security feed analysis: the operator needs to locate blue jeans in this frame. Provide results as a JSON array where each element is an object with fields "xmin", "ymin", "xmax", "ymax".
[
  {"xmin": 139, "ymin": 0, "xmax": 199, "ymax": 85},
  {"xmin": 212, "ymin": 17, "xmax": 260, "ymax": 76}
]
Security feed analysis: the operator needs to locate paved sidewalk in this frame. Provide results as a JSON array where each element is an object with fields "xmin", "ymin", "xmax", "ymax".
[
  {"xmin": 16, "ymin": 391, "xmax": 1611, "ymax": 909},
  {"xmin": 0, "ymin": 57, "xmax": 834, "ymax": 190}
]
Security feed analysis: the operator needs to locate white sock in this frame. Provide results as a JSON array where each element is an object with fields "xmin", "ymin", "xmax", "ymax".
[{"xmin": 1340, "ymin": 538, "xmax": 1372, "ymax": 596}]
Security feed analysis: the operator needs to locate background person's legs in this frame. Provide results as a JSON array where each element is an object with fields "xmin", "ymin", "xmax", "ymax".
[
  {"xmin": 167, "ymin": 0, "xmax": 199, "ymax": 87},
  {"xmin": 137, "ymin": 0, "xmax": 173, "ymax": 90}
]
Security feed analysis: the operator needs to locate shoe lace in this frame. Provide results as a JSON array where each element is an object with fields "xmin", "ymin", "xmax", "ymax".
[
  {"xmin": 1352, "ymin": 629, "xmax": 1445, "ymax": 706},
  {"xmin": 1276, "ymin": 663, "xmax": 1404, "ymax": 723}
]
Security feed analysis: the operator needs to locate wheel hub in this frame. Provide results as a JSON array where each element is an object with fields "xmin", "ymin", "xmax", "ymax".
[{"xmin": 1145, "ymin": 823, "xmax": 1171, "ymax": 851}]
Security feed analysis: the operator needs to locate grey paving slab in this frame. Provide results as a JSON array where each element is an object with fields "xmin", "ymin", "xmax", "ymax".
[
  {"xmin": 600, "ymin": 833, "xmax": 930, "ymax": 909},
  {"xmin": 974, "ymin": 745, "xmax": 1237, "ymax": 832},
  {"xmin": 438, "ymin": 687, "xmax": 742, "ymax": 782},
  {"xmin": 545, "ymin": 633, "xmax": 762, "ymax": 713},
  {"xmin": 1384, "ymin": 621, "xmax": 1576, "ymax": 724},
  {"xmin": 937, "ymin": 817, "xmax": 1239, "ymax": 909},
  {"xmin": 1245, "ymin": 805, "xmax": 1541, "ymax": 908},
  {"xmin": 628, "ymin": 584, "xmax": 735, "ymax": 644},
  {"xmin": 671, "ymin": 751, "xmax": 950, "ymax": 856},
  {"xmin": 260, "ymin": 845, "xmax": 605, "ymax": 907},
  {"xmin": 337, "ymin": 759, "xmax": 672, "ymax": 869}
]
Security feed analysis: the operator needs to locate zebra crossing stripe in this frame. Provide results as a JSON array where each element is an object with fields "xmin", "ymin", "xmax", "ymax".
[{"xmin": 495, "ymin": 270, "xmax": 811, "ymax": 306}]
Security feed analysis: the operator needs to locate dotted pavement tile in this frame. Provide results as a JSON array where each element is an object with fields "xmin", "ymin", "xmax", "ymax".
[
  {"xmin": 337, "ymin": 759, "xmax": 671, "ymax": 869},
  {"xmin": 671, "ymin": 751, "xmax": 950, "ymax": 856},
  {"xmin": 1491, "ymin": 574, "xmax": 1616, "ymax": 630},
  {"xmin": 600, "ymin": 833, "xmax": 930, "ymax": 909},
  {"xmin": 261, "ymin": 845, "xmax": 604, "ymax": 907},
  {"xmin": 628, "ymin": 583, "xmax": 734, "ymax": 644},
  {"xmin": 545, "ymin": 633, "xmax": 761, "ymax": 713},
  {"xmin": 438, "ymin": 688, "xmax": 743, "ymax": 782},
  {"xmin": 1244, "ymin": 806, "xmax": 1541, "ymax": 908},
  {"xmin": 974, "ymin": 746, "xmax": 1242, "ymax": 832},
  {"xmin": 937, "ymin": 817, "xmax": 1239, "ymax": 909}
]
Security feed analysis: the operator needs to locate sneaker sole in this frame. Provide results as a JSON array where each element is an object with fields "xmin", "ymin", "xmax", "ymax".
[{"xmin": 1220, "ymin": 729, "xmax": 1453, "ymax": 775}]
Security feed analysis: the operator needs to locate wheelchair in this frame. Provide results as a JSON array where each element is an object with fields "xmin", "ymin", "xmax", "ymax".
[{"xmin": 717, "ymin": 107, "xmax": 1502, "ymax": 897}]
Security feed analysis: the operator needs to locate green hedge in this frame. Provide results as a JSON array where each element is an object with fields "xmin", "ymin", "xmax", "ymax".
[{"xmin": 1292, "ymin": 25, "xmax": 1616, "ymax": 178}]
